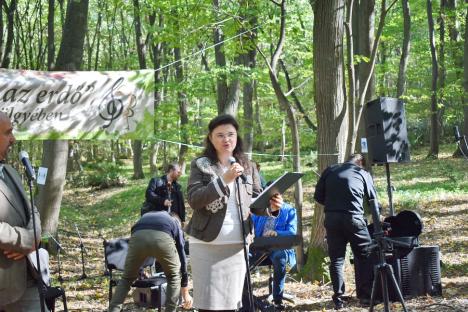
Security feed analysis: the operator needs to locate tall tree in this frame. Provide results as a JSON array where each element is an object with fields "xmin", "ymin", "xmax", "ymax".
[
  {"xmin": 47, "ymin": 0, "xmax": 55, "ymax": 70},
  {"xmin": 37, "ymin": 0, "xmax": 89, "ymax": 235},
  {"xmin": 345, "ymin": 0, "xmax": 397, "ymax": 156},
  {"xmin": 0, "ymin": 0, "xmax": 17, "ymax": 68},
  {"xmin": 464, "ymin": 0, "xmax": 468, "ymax": 139},
  {"xmin": 438, "ymin": 0, "xmax": 448, "ymax": 131},
  {"xmin": 149, "ymin": 11, "xmax": 164, "ymax": 174},
  {"xmin": 396, "ymin": 0, "xmax": 411, "ymax": 98},
  {"xmin": 255, "ymin": 0, "xmax": 305, "ymax": 267},
  {"xmin": 131, "ymin": 0, "xmax": 146, "ymax": 179},
  {"xmin": 427, "ymin": 0, "xmax": 439, "ymax": 158},
  {"xmin": 353, "ymin": 0, "xmax": 376, "ymax": 103},
  {"xmin": 240, "ymin": 0, "xmax": 257, "ymax": 157},
  {"xmin": 305, "ymin": 0, "xmax": 347, "ymax": 281},
  {"xmin": 213, "ymin": 0, "xmax": 241, "ymax": 115},
  {"xmin": 173, "ymin": 12, "xmax": 189, "ymax": 173}
]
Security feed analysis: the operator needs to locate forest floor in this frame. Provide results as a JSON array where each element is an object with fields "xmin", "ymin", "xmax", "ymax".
[{"xmin": 48, "ymin": 154, "xmax": 467, "ymax": 312}]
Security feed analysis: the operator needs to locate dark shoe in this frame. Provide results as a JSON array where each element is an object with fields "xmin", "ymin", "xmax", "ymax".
[
  {"xmin": 359, "ymin": 298, "xmax": 371, "ymax": 307},
  {"xmin": 274, "ymin": 300, "xmax": 285, "ymax": 311},
  {"xmin": 334, "ymin": 300, "xmax": 344, "ymax": 310}
]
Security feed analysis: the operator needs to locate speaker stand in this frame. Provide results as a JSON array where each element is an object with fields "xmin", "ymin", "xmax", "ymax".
[
  {"xmin": 384, "ymin": 163, "xmax": 403, "ymax": 287},
  {"xmin": 385, "ymin": 163, "xmax": 395, "ymax": 216}
]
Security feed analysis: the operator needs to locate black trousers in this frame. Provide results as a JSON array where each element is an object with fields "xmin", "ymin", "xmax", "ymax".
[{"xmin": 324, "ymin": 212, "xmax": 372, "ymax": 302}]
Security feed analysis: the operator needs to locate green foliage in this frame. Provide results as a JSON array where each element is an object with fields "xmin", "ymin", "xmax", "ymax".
[
  {"xmin": 301, "ymin": 246, "xmax": 330, "ymax": 283},
  {"xmin": 371, "ymin": 145, "xmax": 468, "ymax": 213},
  {"xmin": 85, "ymin": 162, "xmax": 128, "ymax": 189}
]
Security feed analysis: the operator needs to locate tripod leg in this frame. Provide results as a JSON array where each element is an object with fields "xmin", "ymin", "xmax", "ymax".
[
  {"xmin": 386, "ymin": 265, "xmax": 408, "ymax": 312},
  {"xmin": 369, "ymin": 265, "xmax": 379, "ymax": 312},
  {"xmin": 62, "ymin": 291, "xmax": 68, "ymax": 312},
  {"xmin": 380, "ymin": 266, "xmax": 390, "ymax": 312},
  {"xmin": 57, "ymin": 251, "xmax": 63, "ymax": 283}
]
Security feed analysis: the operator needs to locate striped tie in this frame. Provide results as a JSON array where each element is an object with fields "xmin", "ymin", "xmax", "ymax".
[{"xmin": 0, "ymin": 163, "xmax": 4, "ymax": 180}]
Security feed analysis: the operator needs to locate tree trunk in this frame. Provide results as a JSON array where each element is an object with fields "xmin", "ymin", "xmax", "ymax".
[
  {"xmin": 305, "ymin": 0, "xmax": 347, "ymax": 282},
  {"xmin": 241, "ymin": 3, "xmax": 257, "ymax": 158},
  {"xmin": 131, "ymin": 140, "xmax": 144, "ymax": 179},
  {"xmin": 47, "ymin": 0, "xmax": 55, "ymax": 70},
  {"xmin": 254, "ymin": 84, "xmax": 264, "ymax": 152},
  {"xmin": 438, "ymin": 0, "xmax": 447, "ymax": 136},
  {"xmin": 37, "ymin": 0, "xmax": 89, "ymax": 236},
  {"xmin": 280, "ymin": 119, "xmax": 286, "ymax": 162},
  {"xmin": 212, "ymin": 0, "xmax": 241, "ymax": 116},
  {"xmin": 396, "ymin": 0, "xmax": 411, "ymax": 98},
  {"xmin": 36, "ymin": 141, "xmax": 68, "ymax": 236},
  {"xmin": 348, "ymin": 0, "xmax": 376, "ymax": 159},
  {"xmin": 256, "ymin": 0, "xmax": 304, "ymax": 269},
  {"xmin": 355, "ymin": 0, "xmax": 375, "ymax": 103},
  {"xmin": 213, "ymin": 0, "xmax": 228, "ymax": 114},
  {"xmin": 174, "ymin": 45, "xmax": 189, "ymax": 173},
  {"xmin": 131, "ymin": 0, "xmax": 146, "ymax": 179},
  {"xmin": 0, "ymin": 0, "xmax": 17, "ymax": 68},
  {"xmin": 427, "ymin": 0, "xmax": 439, "ymax": 158},
  {"xmin": 345, "ymin": 0, "xmax": 356, "ymax": 159},
  {"xmin": 463, "ymin": 1, "xmax": 468, "ymax": 142},
  {"xmin": 149, "ymin": 141, "xmax": 160, "ymax": 175},
  {"xmin": 55, "ymin": 0, "xmax": 88, "ymax": 70},
  {"xmin": 0, "ymin": 5, "xmax": 3, "ymax": 55},
  {"xmin": 348, "ymin": 0, "xmax": 396, "ymax": 155}
]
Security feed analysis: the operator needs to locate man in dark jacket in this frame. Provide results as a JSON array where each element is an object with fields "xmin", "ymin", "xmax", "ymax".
[
  {"xmin": 314, "ymin": 154, "xmax": 376, "ymax": 310},
  {"xmin": 142, "ymin": 163, "xmax": 186, "ymax": 223}
]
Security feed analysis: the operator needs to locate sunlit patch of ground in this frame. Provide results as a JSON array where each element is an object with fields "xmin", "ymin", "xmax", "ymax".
[{"xmin": 49, "ymin": 160, "xmax": 467, "ymax": 311}]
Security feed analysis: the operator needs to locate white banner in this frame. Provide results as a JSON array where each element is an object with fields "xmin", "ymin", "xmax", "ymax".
[{"xmin": 0, "ymin": 69, "xmax": 154, "ymax": 140}]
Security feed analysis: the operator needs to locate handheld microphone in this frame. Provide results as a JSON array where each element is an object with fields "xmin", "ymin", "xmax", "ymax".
[
  {"xmin": 454, "ymin": 126, "xmax": 462, "ymax": 143},
  {"xmin": 19, "ymin": 151, "xmax": 36, "ymax": 181},
  {"xmin": 228, "ymin": 156, "xmax": 247, "ymax": 183}
]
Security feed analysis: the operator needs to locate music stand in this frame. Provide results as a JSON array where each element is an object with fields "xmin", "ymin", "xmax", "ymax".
[
  {"xmin": 368, "ymin": 199, "xmax": 409, "ymax": 312},
  {"xmin": 74, "ymin": 224, "xmax": 87, "ymax": 280},
  {"xmin": 248, "ymin": 235, "xmax": 300, "ymax": 311},
  {"xmin": 47, "ymin": 234, "xmax": 65, "ymax": 283}
]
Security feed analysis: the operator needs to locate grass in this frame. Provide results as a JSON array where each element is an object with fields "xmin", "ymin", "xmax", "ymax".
[{"xmin": 53, "ymin": 144, "xmax": 467, "ymax": 311}]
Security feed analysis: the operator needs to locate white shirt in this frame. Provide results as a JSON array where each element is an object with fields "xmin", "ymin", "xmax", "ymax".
[{"xmin": 190, "ymin": 167, "xmax": 243, "ymax": 245}]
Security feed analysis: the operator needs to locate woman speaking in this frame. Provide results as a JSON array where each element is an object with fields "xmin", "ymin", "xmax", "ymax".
[{"xmin": 185, "ymin": 114, "xmax": 266, "ymax": 312}]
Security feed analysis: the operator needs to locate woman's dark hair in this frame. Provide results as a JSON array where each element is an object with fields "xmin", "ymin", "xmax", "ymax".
[{"xmin": 202, "ymin": 114, "xmax": 248, "ymax": 166}]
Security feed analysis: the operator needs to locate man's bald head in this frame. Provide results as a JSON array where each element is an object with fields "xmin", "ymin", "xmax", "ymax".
[
  {"xmin": 0, "ymin": 111, "xmax": 9, "ymax": 122},
  {"xmin": 0, "ymin": 112, "xmax": 15, "ymax": 161}
]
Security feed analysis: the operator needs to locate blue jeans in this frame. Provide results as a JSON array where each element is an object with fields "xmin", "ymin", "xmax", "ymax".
[
  {"xmin": 270, "ymin": 250, "xmax": 289, "ymax": 302},
  {"xmin": 251, "ymin": 249, "xmax": 289, "ymax": 303}
]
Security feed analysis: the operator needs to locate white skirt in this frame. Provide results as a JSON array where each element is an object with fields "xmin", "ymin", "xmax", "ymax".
[{"xmin": 190, "ymin": 243, "xmax": 246, "ymax": 310}]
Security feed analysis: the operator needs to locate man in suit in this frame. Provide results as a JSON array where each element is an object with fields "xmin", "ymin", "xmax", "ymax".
[{"xmin": 0, "ymin": 112, "xmax": 44, "ymax": 311}]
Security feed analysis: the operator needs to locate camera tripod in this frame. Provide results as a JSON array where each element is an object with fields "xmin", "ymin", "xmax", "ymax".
[{"xmin": 368, "ymin": 199, "xmax": 409, "ymax": 312}]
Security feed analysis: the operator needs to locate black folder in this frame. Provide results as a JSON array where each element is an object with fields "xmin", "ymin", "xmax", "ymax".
[{"xmin": 250, "ymin": 172, "xmax": 304, "ymax": 210}]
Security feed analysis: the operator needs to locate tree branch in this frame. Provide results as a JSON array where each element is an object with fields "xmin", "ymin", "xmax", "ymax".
[
  {"xmin": 280, "ymin": 59, "xmax": 316, "ymax": 130},
  {"xmin": 284, "ymin": 76, "xmax": 312, "ymax": 97},
  {"xmin": 270, "ymin": 0, "xmax": 286, "ymax": 72}
]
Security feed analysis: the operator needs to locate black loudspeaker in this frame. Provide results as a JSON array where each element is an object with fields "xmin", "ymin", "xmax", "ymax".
[
  {"xmin": 354, "ymin": 246, "xmax": 442, "ymax": 301},
  {"xmin": 400, "ymin": 246, "xmax": 442, "ymax": 297},
  {"xmin": 365, "ymin": 97, "xmax": 410, "ymax": 164}
]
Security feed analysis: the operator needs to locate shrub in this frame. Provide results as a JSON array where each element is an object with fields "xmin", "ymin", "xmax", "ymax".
[{"xmin": 86, "ymin": 163, "xmax": 128, "ymax": 189}]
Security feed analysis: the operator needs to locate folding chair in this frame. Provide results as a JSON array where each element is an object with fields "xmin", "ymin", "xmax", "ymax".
[
  {"xmin": 248, "ymin": 236, "xmax": 300, "ymax": 307},
  {"xmin": 29, "ymin": 248, "xmax": 68, "ymax": 312},
  {"xmin": 45, "ymin": 286, "xmax": 68, "ymax": 312},
  {"xmin": 103, "ymin": 237, "xmax": 167, "ymax": 311}
]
